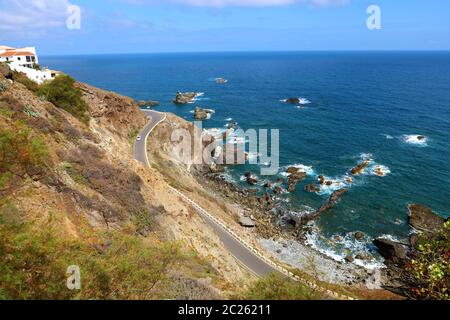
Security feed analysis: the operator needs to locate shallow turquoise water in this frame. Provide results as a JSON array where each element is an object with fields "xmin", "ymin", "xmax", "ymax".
[{"xmin": 41, "ymin": 52, "xmax": 450, "ymax": 262}]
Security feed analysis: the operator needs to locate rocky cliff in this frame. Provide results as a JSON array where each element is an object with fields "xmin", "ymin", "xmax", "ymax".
[{"xmin": 0, "ymin": 64, "xmax": 252, "ymax": 299}]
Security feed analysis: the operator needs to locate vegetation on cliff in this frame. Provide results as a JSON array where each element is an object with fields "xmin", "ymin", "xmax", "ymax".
[
  {"xmin": 0, "ymin": 63, "xmax": 224, "ymax": 300},
  {"xmin": 242, "ymin": 273, "xmax": 321, "ymax": 300},
  {"xmin": 405, "ymin": 221, "xmax": 450, "ymax": 300}
]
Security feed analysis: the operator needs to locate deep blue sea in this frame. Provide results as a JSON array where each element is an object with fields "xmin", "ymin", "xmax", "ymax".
[{"xmin": 41, "ymin": 52, "xmax": 450, "ymax": 265}]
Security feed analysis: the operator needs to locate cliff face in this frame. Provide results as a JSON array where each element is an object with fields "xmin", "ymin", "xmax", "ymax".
[{"xmin": 0, "ymin": 64, "xmax": 248, "ymax": 299}]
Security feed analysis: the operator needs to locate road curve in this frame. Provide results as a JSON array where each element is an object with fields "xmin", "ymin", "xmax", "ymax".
[
  {"xmin": 134, "ymin": 109, "xmax": 280, "ymax": 277},
  {"xmin": 134, "ymin": 109, "xmax": 354, "ymax": 299},
  {"xmin": 134, "ymin": 110, "xmax": 166, "ymax": 166}
]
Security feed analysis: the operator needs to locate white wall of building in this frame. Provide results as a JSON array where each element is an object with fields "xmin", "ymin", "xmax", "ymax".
[
  {"xmin": 0, "ymin": 46, "xmax": 56, "ymax": 84},
  {"xmin": 10, "ymin": 65, "xmax": 56, "ymax": 85}
]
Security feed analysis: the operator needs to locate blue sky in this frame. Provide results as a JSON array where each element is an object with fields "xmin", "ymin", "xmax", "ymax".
[{"xmin": 1, "ymin": 0, "xmax": 449, "ymax": 55}]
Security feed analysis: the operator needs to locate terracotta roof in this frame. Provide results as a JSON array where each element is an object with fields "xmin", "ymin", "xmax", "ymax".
[{"xmin": 0, "ymin": 51, "xmax": 35, "ymax": 57}]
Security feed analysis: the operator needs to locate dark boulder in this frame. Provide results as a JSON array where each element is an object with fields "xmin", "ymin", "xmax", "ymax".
[
  {"xmin": 351, "ymin": 160, "xmax": 371, "ymax": 175},
  {"xmin": 354, "ymin": 231, "xmax": 366, "ymax": 241},
  {"xmin": 373, "ymin": 238, "xmax": 408, "ymax": 265},
  {"xmin": 408, "ymin": 204, "xmax": 445, "ymax": 234},
  {"xmin": 285, "ymin": 98, "xmax": 300, "ymax": 104}
]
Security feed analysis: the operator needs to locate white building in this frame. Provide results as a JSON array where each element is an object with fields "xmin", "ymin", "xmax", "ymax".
[{"xmin": 0, "ymin": 46, "xmax": 58, "ymax": 84}]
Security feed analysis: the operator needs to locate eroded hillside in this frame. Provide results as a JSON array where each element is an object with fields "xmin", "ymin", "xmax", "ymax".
[{"xmin": 0, "ymin": 64, "xmax": 254, "ymax": 299}]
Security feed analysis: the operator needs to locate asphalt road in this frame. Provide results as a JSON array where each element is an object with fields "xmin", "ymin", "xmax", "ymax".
[
  {"xmin": 134, "ymin": 109, "xmax": 166, "ymax": 166},
  {"xmin": 134, "ymin": 109, "xmax": 280, "ymax": 278}
]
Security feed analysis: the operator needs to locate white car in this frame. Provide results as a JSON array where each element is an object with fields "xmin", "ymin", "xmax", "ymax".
[{"xmin": 136, "ymin": 136, "xmax": 142, "ymax": 141}]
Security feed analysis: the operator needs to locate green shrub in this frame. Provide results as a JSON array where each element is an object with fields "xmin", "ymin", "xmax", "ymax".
[
  {"xmin": 38, "ymin": 75, "xmax": 90, "ymax": 125},
  {"xmin": 0, "ymin": 80, "xmax": 8, "ymax": 93},
  {"xmin": 406, "ymin": 221, "xmax": 450, "ymax": 300},
  {"xmin": 0, "ymin": 214, "xmax": 180, "ymax": 300},
  {"xmin": 0, "ymin": 124, "xmax": 48, "ymax": 192},
  {"xmin": 12, "ymin": 71, "xmax": 40, "ymax": 93},
  {"xmin": 243, "ymin": 273, "xmax": 320, "ymax": 300}
]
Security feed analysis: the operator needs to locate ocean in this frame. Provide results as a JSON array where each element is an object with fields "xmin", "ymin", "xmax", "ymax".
[{"xmin": 41, "ymin": 52, "xmax": 450, "ymax": 266}]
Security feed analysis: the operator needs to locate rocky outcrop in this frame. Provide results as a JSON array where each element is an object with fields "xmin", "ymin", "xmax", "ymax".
[
  {"xmin": 298, "ymin": 189, "xmax": 348, "ymax": 225},
  {"xmin": 351, "ymin": 160, "xmax": 370, "ymax": 175},
  {"xmin": 244, "ymin": 172, "xmax": 258, "ymax": 186},
  {"xmin": 239, "ymin": 216, "xmax": 256, "ymax": 228},
  {"xmin": 408, "ymin": 204, "xmax": 445, "ymax": 234},
  {"xmin": 137, "ymin": 100, "xmax": 160, "ymax": 107},
  {"xmin": 173, "ymin": 92, "xmax": 199, "ymax": 104},
  {"xmin": 215, "ymin": 78, "xmax": 228, "ymax": 84},
  {"xmin": 354, "ymin": 231, "xmax": 366, "ymax": 241},
  {"xmin": 286, "ymin": 167, "xmax": 306, "ymax": 192},
  {"xmin": 284, "ymin": 98, "xmax": 301, "ymax": 104},
  {"xmin": 194, "ymin": 107, "xmax": 213, "ymax": 121},
  {"xmin": 373, "ymin": 238, "xmax": 408, "ymax": 265}
]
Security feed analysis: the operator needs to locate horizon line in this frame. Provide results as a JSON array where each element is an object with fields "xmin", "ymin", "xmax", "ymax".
[{"xmin": 40, "ymin": 49, "xmax": 450, "ymax": 57}]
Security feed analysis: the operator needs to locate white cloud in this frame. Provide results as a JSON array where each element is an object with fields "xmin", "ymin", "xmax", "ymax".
[{"xmin": 0, "ymin": 0, "xmax": 72, "ymax": 31}]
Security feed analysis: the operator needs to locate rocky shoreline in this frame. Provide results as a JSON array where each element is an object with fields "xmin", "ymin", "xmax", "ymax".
[
  {"xmin": 192, "ymin": 164, "xmax": 447, "ymax": 295},
  {"xmin": 193, "ymin": 170, "xmax": 387, "ymax": 289}
]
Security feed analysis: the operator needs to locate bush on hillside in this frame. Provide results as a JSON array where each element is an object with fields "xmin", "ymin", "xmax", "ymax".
[
  {"xmin": 12, "ymin": 71, "xmax": 40, "ymax": 93},
  {"xmin": 38, "ymin": 75, "xmax": 90, "ymax": 125},
  {"xmin": 0, "ymin": 213, "xmax": 180, "ymax": 300},
  {"xmin": 406, "ymin": 221, "xmax": 450, "ymax": 300},
  {"xmin": 0, "ymin": 80, "xmax": 8, "ymax": 93},
  {"xmin": 0, "ymin": 124, "xmax": 48, "ymax": 193},
  {"xmin": 243, "ymin": 273, "xmax": 321, "ymax": 300}
]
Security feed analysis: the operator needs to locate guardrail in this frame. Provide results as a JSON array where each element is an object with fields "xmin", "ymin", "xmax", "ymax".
[
  {"xmin": 168, "ymin": 186, "xmax": 355, "ymax": 300},
  {"xmin": 141, "ymin": 111, "xmax": 355, "ymax": 300}
]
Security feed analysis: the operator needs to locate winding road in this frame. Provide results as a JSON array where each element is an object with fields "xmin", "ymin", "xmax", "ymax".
[
  {"xmin": 134, "ymin": 109, "xmax": 279, "ymax": 277},
  {"xmin": 134, "ymin": 109, "xmax": 353, "ymax": 300}
]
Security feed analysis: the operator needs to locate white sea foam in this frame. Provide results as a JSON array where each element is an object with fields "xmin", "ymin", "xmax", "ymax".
[
  {"xmin": 225, "ymin": 118, "xmax": 233, "ymax": 121},
  {"xmin": 317, "ymin": 175, "xmax": 352, "ymax": 195},
  {"xmin": 369, "ymin": 164, "xmax": 391, "ymax": 177},
  {"xmin": 203, "ymin": 128, "xmax": 226, "ymax": 140},
  {"xmin": 402, "ymin": 134, "xmax": 428, "ymax": 147},
  {"xmin": 382, "ymin": 134, "xmax": 394, "ymax": 140},
  {"xmin": 305, "ymin": 224, "xmax": 386, "ymax": 270}
]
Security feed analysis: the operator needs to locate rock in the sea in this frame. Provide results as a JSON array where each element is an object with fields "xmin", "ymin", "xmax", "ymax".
[
  {"xmin": 305, "ymin": 184, "xmax": 320, "ymax": 193},
  {"xmin": 273, "ymin": 186, "xmax": 283, "ymax": 195},
  {"xmin": 286, "ymin": 167, "xmax": 306, "ymax": 192},
  {"xmin": 194, "ymin": 107, "xmax": 213, "ymax": 121},
  {"xmin": 298, "ymin": 189, "xmax": 348, "ymax": 225},
  {"xmin": 285, "ymin": 98, "xmax": 301, "ymax": 104},
  {"xmin": 351, "ymin": 160, "xmax": 371, "ymax": 175},
  {"xmin": 173, "ymin": 92, "xmax": 199, "ymax": 104},
  {"xmin": 137, "ymin": 100, "xmax": 160, "ymax": 107},
  {"xmin": 263, "ymin": 181, "xmax": 272, "ymax": 189},
  {"xmin": 373, "ymin": 238, "xmax": 408, "ymax": 265},
  {"xmin": 239, "ymin": 216, "xmax": 256, "ymax": 228},
  {"xmin": 215, "ymin": 77, "xmax": 228, "ymax": 84},
  {"xmin": 354, "ymin": 231, "xmax": 366, "ymax": 241},
  {"xmin": 244, "ymin": 172, "xmax": 258, "ymax": 186},
  {"xmin": 408, "ymin": 204, "xmax": 445, "ymax": 234}
]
